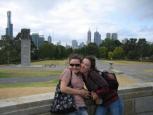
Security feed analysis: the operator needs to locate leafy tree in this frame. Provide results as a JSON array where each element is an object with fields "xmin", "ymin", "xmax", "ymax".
[
  {"xmin": 113, "ymin": 47, "xmax": 124, "ymax": 59},
  {"xmin": 39, "ymin": 42, "xmax": 55, "ymax": 59},
  {"xmin": 66, "ymin": 47, "xmax": 73, "ymax": 57},
  {"xmin": 99, "ymin": 46, "xmax": 108, "ymax": 59},
  {"xmin": 108, "ymin": 51, "xmax": 113, "ymax": 60},
  {"xmin": 127, "ymin": 50, "xmax": 138, "ymax": 59},
  {"xmin": 86, "ymin": 43, "xmax": 99, "ymax": 56},
  {"xmin": 0, "ymin": 36, "xmax": 20, "ymax": 64},
  {"xmin": 123, "ymin": 38, "xmax": 137, "ymax": 59},
  {"xmin": 136, "ymin": 39, "xmax": 148, "ymax": 60},
  {"xmin": 100, "ymin": 38, "xmax": 121, "ymax": 51}
]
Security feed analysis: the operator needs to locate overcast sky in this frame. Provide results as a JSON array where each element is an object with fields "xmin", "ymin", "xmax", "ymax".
[{"xmin": 0, "ymin": 0, "xmax": 153, "ymax": 45}]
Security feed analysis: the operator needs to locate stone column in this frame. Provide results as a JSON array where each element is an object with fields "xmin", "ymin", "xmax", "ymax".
[{"xmin": 21, "ymin": 29, "xmax": 31, "ymax": 66}]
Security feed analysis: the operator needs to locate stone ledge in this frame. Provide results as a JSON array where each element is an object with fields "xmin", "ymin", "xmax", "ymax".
[
  {"xmin": 0, "ymin": 82, "xmax": 153, "ymax": 115},
  {"xmin": 0, "ymin": 93, "xmax": 54, "ymax": 108}
]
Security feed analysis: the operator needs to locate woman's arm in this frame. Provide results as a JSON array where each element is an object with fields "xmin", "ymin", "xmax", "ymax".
[
  {"xmin": 60, "ymin": 80, "xmax": 89, "ymax": 97},
  {"xmin": 59, "ymin": 69, "xmax": 89, "ymax": 97}
]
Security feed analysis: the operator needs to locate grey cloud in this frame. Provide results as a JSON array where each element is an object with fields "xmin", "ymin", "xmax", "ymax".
[
  {"xmin": 138, "ymin": 25, "xmax": 153, "ymax": 33},
  {"xmin": 123, "ymin": 0, "xmax": 153, "ymax": 20},
  {"xmin": 118, "ymin": 29, "xmax": 138, "ymax": 38}
]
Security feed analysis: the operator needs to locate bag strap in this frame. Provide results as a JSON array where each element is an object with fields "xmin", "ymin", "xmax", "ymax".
[{"xmin": 67, "ymin": 69, "xmax": 73, "ymax": 87}]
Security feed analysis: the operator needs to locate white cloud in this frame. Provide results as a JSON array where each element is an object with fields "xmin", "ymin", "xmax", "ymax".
[{"xmin": 0, "ymin": 0, "xmax": 153, "ymax": 45}]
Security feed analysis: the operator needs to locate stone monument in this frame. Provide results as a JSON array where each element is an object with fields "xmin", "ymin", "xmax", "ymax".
[{"xmin": 21, "ymin": 29, "xmax": 31, "ymax": 66}]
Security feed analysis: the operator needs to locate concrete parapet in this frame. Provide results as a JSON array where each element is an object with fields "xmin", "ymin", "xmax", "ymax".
[{"xmin": 0, "ymin": 82, "xmax": 153, "ymax": 115}]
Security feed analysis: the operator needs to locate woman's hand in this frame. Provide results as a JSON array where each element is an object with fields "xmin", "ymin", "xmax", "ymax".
[
  {"xmin": 79, "ymin": 89, "xmax": 90, "ymax": 98},
  {"xmin": 91, "ymin": 91, "xmax": 98, "ymax": 100}
]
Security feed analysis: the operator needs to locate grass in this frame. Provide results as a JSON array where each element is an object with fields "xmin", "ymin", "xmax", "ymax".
[
  {"xmin": 0, "ymin": 69, "xmax": 62, "ymax": 78},
  {"xmin": 0, "ymin": 79, "xmax": 58, "ymax": 88},
  {"xmin": 0, "ymin": 74, "xmax": 138, "ymax": 88},
  {"xmin": 144, "ymin": 69, "xmax": 153, "ymax": 73},
  {"xmin": 32, "ymin": 60, "xmax": 67, "ymax": 65},
  {"xmin": 102, "ymin": 60, "xmax": 152, "ymax": 65}
]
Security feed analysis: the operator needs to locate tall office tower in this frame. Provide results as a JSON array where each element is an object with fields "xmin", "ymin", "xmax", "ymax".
[
  {"xmin": 112, "ymin": 33, "xmax": 118, "ymax": 40},
  {"xmin": 31, "ymin": 33, "xmax": 44, "ymax": 49},
  {"xmin": 87, "ymin": 29, "xmax": 91, "ymax": 45},
  {"xmin": 72, "ymin": 40, "xmax": 78, "ymax": 49},
  {"xmin": 39, "ymin": 35, "xmax": 45, "ymax": 47},
  {"xmin": 57, "ymin": 41, "xmax": 61, "ymax": 45},
  {"xmin": 6, "ymin": 11, "xmax": 13, "ymax": 38},
  {"xmin": 79, "ymin": 42, "xmax": 85, "ymax": 48},
  {"xmin": 122, "ymin": 38, "xmax": 128, "ymax": 44},
  {"xmin": 48, "ymin": 35, "xmax": 52, "ymax": 43},
  {"xmin": 94, "ymin": 31, "xmax": 101, "ymax": 46},
  {"xmin": 31, "ymin": 33, "xmax": 39, "ymax": 49},
  {"xmin": 106, "ymin": 33, "xmax": 111, "ymax": 39}
]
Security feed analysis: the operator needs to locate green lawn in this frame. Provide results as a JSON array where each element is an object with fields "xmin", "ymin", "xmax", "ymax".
[
  {"xmin": 0, "ymin": 69, "xmax": 62, "ymax": 78},
  {"xmin": 0, "ymin": 79, "xmax": 58, "ymax": 88},
  {"xmin": 0, "ymin": 60, "xmax": 65, "ymax": 88},
  {"xmin": 32, "ymin": 60, "xmax": 67, "ymax": 65},
  {"xmin": 102, "ymin": 60, "xmax": 152, "ymax": 65}
]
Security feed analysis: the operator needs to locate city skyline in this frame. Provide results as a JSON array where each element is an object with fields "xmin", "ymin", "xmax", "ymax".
[{"xmin": 0, "ymin": 0, "xmax": 153, "ymax": 46}]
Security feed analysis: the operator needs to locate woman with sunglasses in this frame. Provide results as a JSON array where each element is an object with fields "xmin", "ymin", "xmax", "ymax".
[
  {"xmin": 80, "ymin": 56, "xmax": 123, "ymax": 115},
  {"xmin": 60, "ymin": 54, "xmax": 90, "ymax": 115}
]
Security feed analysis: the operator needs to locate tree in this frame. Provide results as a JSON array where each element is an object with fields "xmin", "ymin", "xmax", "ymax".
[
  {"xmin": 86, "ymin": 43, "xmax": 99, "ymax": 56},
  {"xmin": 108, "ymin": 51, "xmax": 113, "ymax": 60},
  {"xmin": 100, "ymin": 38, "xmax": 121, "ymax": 51},
  {"xmin": 113, "ymin": 47, "xmax": 124, "ymax": 59},
  {"xmin": 39, "ymin": 43, "xmax": 55, "ymax": 59},
  {"xmin": 123, "ymin": 38, "xmax": 137, "ymax": 59},
  {"xmin": 99, "ymin": 46, "xmax": 108, "ymax": 59},
  {"xmin": 0, "ymin": 36, "xmax": 20, "ymax": 64},
  {"xmin": 136, "ymin": 38, "xmax": 148, "ymax": 60},
  {"xmin": 66, "ymin": 47, "xmax": 73, "ymax": 57}
]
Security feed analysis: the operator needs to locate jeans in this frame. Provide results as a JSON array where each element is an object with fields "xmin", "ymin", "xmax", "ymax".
[
  {"xmin": 96, "ymin": 98, "xmax": 124, "ymax": 115},
  {"xmin": 67, "ymin": 107, "xmax": 88, "ymax": 115}
]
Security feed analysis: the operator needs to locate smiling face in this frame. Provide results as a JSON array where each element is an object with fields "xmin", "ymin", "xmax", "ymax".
[
  {"xmin": 80, "ymin": 58, "xmax": 91, "ymax": 74},
  {"xmin": 69, "ymin": 59, "xmax": 81, "ymax": 73}
]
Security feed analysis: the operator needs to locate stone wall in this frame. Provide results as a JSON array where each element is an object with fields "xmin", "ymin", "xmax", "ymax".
[{"xmin": 0, "ymin": 82, "xmax": 153, "ymax": 115}]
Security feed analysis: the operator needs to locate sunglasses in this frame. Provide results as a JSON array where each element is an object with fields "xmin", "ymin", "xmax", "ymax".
[{"xmin": 69, "ymin": 64, "xmax": 80, "ymax": 67}]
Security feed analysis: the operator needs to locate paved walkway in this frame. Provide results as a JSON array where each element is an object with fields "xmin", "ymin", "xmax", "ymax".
[{"xmin": 96, "ymin": 60, "xmax": 153, "ymax": 82}]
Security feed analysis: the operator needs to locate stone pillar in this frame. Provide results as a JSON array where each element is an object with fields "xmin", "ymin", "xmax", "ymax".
[{"xmin": 21, "ymin": 29, "xmax": 31, "ymax": 66}]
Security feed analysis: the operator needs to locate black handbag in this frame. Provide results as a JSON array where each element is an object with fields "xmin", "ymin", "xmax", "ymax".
[{"xmin": 50, "ymin": 72, "xmax": 77, "ymax": 113}]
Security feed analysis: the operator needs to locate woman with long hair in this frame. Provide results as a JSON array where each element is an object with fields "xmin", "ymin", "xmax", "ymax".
[{"xmin": 80, "ymin": 56, "xmax": 123, "ymax": 115}]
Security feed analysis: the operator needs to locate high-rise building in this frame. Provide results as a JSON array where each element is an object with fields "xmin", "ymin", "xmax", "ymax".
[
  {"xmin": 106, "ymin": 33, "xmax": 111, "ymax": 39},
  {"xmin": 48, "ymin": 35, "xmax": 52, "ymax": 43},
  {"xmin": 72, "ymin": 40, "xmax": 78, "ymax": 49},
  {"xmin": 31, "ymin": 33, "xmax": 44, "ymax": 49},
  {"xmin": 122, "ymin": 38, "xmax": 128, "ymax": 44},
  {"xmin": 6, "ymin": 11, "xmax": 13, "ymax": 38},
  {"xmin": 39, "ymin": 35, "xmax": 45, "ymax": 46},
  {"xmin": 57, "ymin": 40, "xmax": 61, "ymax": 45},
  {"xmin": 79, "ymin": 42, "xmax": 85, "ymax": 48},
  {"xmin": 94, "ymin": 31, "xmax": 101, "ymax": 46},
  {"xmin": 87, "ymin": 30, "xmax": 91, "ymax": 45},
  {"xmin": 112, "ymin": 33, "xmax": 118, "ymax": 40}
]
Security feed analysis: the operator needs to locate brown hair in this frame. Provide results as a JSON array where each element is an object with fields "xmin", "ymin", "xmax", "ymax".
[
  {"xmin": 84, "ymin": 55, "xmax": 98, "ymax": 71},
  {"xmin": 68, "ymin": 54, "xmax": 82, "ymax": 63}
]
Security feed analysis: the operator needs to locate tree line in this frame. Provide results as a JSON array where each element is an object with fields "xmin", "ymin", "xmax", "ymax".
[{"xmin": 0, "ymin": 36, "xmax": 153, "ymax": 64}]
